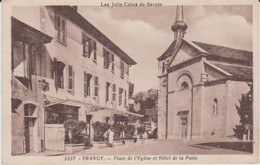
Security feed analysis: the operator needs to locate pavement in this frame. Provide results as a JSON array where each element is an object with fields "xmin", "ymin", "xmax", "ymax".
[
  {"xmin": 21, "ymin": 139, "xmax": 251, "ymax": 156},
  {"xmin": 74, "ymin": 139, "xmax": 250, "ymax": 155}
]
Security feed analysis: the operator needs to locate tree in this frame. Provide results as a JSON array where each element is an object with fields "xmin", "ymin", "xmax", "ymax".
[
  {"xmin": 233, "ymin": 83, "xmax": 253, "ymax": 140},
  {"xmin": 63, "ymin": 119, "xmax": 87, "ymax": 144}
]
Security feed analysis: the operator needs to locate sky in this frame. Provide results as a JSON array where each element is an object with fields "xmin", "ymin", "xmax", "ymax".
[{"xmin": 78, "ymin": 5, "xmax": 252, "ymax": 93}]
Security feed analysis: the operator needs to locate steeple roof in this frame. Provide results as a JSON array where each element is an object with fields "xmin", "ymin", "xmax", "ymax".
[{"xmin": 171, "ymin": 6, "xmax": 188, "ymax": 40}]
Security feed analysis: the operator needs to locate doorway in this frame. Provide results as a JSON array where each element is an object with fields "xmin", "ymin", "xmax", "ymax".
[
  {"xmin": 180, "ymin": 117, "xmax": 188, "ymax": 139},
  {"xmin": 24, "ymin": 118, "xmax": 36, "ymax": 153}
]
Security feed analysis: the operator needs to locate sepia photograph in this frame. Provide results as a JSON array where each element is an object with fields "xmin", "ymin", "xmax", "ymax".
[{"xmin": 2, "ymin": 0, "xmax": 259, "ymax": 164}]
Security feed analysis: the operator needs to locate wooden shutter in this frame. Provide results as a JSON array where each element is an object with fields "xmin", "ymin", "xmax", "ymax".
[
  {"xmin": 103, "ymin": 48, "xmax": 106, "ymax": 68},
  {"xmin": 93, "ymin": 41, "xmax": 97, "ymax": 50},
  {"xmin": 84, "ymin": 72, "xmax": 87, "ymax": 97}
]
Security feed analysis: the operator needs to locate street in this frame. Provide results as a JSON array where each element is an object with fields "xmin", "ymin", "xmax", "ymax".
[{"xmin": 75, "ymin": 139, "xmax": 250, "ymax": 155}]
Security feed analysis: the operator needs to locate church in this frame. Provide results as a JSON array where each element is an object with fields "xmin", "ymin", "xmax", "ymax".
[{"xmin": 157, "ymin": 6, "xmax": 253, "ymax": 140}]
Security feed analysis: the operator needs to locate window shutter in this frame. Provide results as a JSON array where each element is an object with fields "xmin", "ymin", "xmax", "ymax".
[
  {"xmin": 88, "ymin": 39, "xmax": 92, "ymax": 58},
  {"xmin": 103, "ymin": 48, "xmax": 106, "ymax": 68},
  {"xmin": 81, "ymin": 32, "xmax": 85, "ymax": 44},
  {"xmin": 55, "ymin": 15, "xmax": 60, "ymax": 29},
  {"xmin": 84, "ymin": 72, "xmax": 87, "ymax": 97},
  {"xmin": 65, "ymin": 65, "xmax": 69, "ymax": 90},
  {"xmin": 93, "ymin": 41, "xmax": 97, "ymax": 50},
  {"xmin": 53, "ymin": 58, "xmax": 58, "ymax": 88},
  {"xmin": 72, "ymin": 70, "xmax": 75, "ymax": 94}
]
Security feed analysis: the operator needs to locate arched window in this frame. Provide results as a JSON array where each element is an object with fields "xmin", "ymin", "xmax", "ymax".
[
  {"xmin": 162, "ymin": 62, "xmax": 165, "ymax": 74},
  {"xmin": 181, "ymin": 81, "xmax": 189, "ymax": 89},
  {"xmin": 213, "ymin": 98, "xmax": 218, "ymax": 115}
]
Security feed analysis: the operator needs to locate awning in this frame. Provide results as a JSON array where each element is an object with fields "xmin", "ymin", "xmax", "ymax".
[
  {"xmin": 42, "ymin": 94, "xmax": 143, "ymax": 117},
  {"xmin": 43, "ymin": 94, "xmax": 81, "ymax": 108}
]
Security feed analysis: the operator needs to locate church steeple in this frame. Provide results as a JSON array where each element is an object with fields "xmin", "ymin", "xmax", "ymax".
[{"xmin": 171, "ymin": 6, "xmax": 188, "ymax": 40}]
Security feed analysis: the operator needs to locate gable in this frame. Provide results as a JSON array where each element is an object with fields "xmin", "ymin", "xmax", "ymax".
[
  {"xmin": 169, "ymin": 42, "xmax": 200, "ymax": 67},
  {"xmin": 170, "ymin": 49, "xmax": 192, "ymax": 67}
]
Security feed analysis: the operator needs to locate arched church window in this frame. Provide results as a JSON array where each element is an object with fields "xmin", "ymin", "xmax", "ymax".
[
  {"xmin": 181, "ymin": 81, "xmax": 189, "ymax": 89},
  {"xmin": 213, "ymin": 98, "xmax": 218, "ymax": 115}
]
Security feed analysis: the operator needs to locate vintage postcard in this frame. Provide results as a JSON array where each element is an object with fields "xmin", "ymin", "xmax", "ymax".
[{"xmin": 1, "ymin": 0, "xmax": 259, "ymax": 164}]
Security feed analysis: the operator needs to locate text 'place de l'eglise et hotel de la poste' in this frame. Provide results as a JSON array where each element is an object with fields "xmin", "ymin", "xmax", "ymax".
[
  {"xmin": 157, "ymin": 6, "xmax": 253, "ymax": 140},
  {"xmin": 11, "ymin": 6, "xmax": 142, "ymax": 155}
]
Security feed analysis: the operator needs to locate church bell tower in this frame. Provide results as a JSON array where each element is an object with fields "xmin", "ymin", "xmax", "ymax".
[{"xmin": 171, "ymin": 6, "xmax": 188, "ymax": 40}]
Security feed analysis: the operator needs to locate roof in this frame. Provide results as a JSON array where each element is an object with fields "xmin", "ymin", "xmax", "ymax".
[
  {"xmin": 211, "ymin": 62, "xmax": 253, "ymax": 80},
  {"xmin": 157, "ymin": 39, "xmax": 253, "ymax": 66},
  {"xmin": 12, "ymin": 17, "xmax": 52, "ymax": 44},
  {"xmin": 157, "ymin": 40, "xmax": 177, "ymax": 60},
  {"xmin": 193, "ymin": 41, "xmax": 252, "ymax": 65},
  {"xmin": 47, "ymin": 6, "xmax": 136, "ymax": 65}
]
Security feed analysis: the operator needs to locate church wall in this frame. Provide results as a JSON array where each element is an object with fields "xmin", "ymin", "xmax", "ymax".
[
  {"xmin": 201, "ymin": 83, "xmax": 227, "ymax": 139},
  {"xmin": 167, "ymin": 60, "xmax": 204, "ymax": 139},
  {"xmin": 168, "ymin": 61, "xmax": 203, "ymax": 92},
  {"xmin": 192, "ymin": 85, "xmax": 203, "ymax": 139}
]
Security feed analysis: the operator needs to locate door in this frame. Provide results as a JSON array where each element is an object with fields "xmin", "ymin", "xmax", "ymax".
[
  {"xmin": 180, "ymin": 117, "xmax": 188, "ymax": 139},
  {"xmin": 45, "ymin": 124, "xmax": 65, "ymax": 151},
  {"xmin": 24, "ymin": 118, "xmax": 36, "ymax": 153}
]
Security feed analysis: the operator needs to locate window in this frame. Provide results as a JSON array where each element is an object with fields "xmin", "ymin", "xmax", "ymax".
[
  {"xmin": 84, "ymin": 72, "xmax": 92, "ymax": 97},
  {"xmin": 68, "ymin": 65, "xmax": 74, "ymax": 93},
  {"xmin": 119, "ymin": 88, "xmax": 123, "ymax": 105},
  {"xmin": 213, "ymin": 98, "xmax": 218, "ymax": 115},
  {"xmin": 120, "ymin": 61, "xmax": 124, "ymax": 79},
  {"xmin": 106, "ymin": 82, "xmax": 111, "ymax": 101},
  {"xmin": 112, "ymin": 84, "xmax": 116, "ymax": 101},
  {"xmin": 94, "ymin": 77, "xmax": 99, "ymax": 97},
  {"xmin": 54, "ymin": 59, "xmax": 65, "ymax": 89},
  {"xmin": 181, "ymin": 81, "xmax": 189, "ymax": 90},
  {"xmin": 56, "ymin": 15, "xmax": 66, "ymax": 45},
  {"xmin": 82, "ymin": 33, "xmax": 97, "ymax": 60},
  {"xmin": 162, "ymin": 62, "xmax": 165, "ymax": 74},
  {"xmin": 124, "ymin": 90, "xmax": 127, "ymax": 106},
  {"xmin": 201, "ymin": 73, "xmax": 208, "ymax": 82}
]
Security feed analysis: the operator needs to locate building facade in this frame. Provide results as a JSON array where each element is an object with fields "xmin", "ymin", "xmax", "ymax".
[
  {"xmin": 157, "ymin": 6, "xmax": 253, "ymax": 140},
  {"xmin": 11, "ymin": 6, "xmax": 140, "ymax": 155}
]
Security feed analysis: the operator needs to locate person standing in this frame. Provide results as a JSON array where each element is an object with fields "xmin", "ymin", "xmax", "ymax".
[
  {"xmin": 133, "ymin": 128, "xmax": 138, "ymax": 143},
  {"xmin": 68, "ymin": 128, "xmax": 72, "ymax": 144},
  {"xmin": 108, "ymin": 129, "xmax": 114, "ymax": 147},
  {"xmin": 122, "ymin": 130, "xmax": 125, "ymax": 145},
  {"xmin": 104, "ymin": 128, "xmax": 110, "ymax": 147}
]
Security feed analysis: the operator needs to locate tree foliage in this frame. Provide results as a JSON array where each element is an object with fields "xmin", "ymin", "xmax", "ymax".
[
  {"xmin": 63, "ymin": 119, "xmax": 87, "ymax": 144},
  {"xmin": 92, "ymin": 121, "xmax": 110, "ymax": 142},
  {"xmin": 233, "ymin": 83, "xmax": 253, "ymax": 140},
  {"xmin": 132, "ymin": 89, "xmax": 158, "ymax": 123}
]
